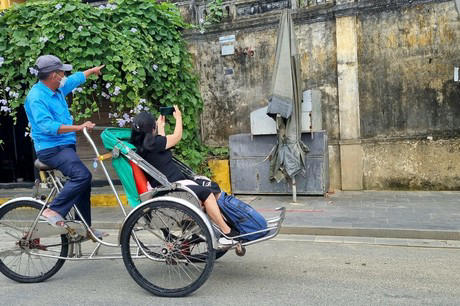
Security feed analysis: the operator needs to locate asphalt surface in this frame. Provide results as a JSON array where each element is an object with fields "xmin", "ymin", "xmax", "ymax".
[{"xmin": 1, "ymin": 233, "xmax": 459, "ymax": 305}]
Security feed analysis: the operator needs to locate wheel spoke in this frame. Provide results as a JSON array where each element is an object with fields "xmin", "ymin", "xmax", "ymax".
[
  {"xmin": 121, "ymin": 201, "xmax": 215, "ymax": 297},
  {"xmin": 0, "ymin": 201, "xmax": 68, "ymax": 282}
]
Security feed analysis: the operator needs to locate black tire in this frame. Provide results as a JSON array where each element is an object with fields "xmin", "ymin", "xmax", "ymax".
[
  {"xmin": 0, "ymin": 200, "xmax": 68, "ymax": 283},
  {"xmin": 120, "ymin": 200, "xmax": 215, "ymax": 297},
  {"xmin": 215, "ymin": 249, "xmax": 228, "ymax": 260}
]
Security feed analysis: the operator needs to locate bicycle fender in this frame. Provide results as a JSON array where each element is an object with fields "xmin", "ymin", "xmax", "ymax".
[
  {"xmin": 0, "ymin": 197, "xmax": 46, "ymax": 208},
  {"xmin": 119, "ymin": 196, "xmax": 218, "ymax": 249}
]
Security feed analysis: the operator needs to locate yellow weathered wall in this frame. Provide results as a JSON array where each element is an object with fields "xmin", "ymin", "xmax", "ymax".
[
  {"xmin": 208, "ymin": 159, "xmax": 232, "ymax": 194},
  {"xmin": 0, "ymin": 0, "xmax": 25, "ymax": 10}
]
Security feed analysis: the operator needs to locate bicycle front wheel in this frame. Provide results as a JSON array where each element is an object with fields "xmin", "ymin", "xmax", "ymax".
[
  {"xmin": 0, "ymin": 200, "xmax": 68, "ymax": 283},
  {"xmin": 120, "ymin": 200, "xmax": 215, "ymax": 297}
]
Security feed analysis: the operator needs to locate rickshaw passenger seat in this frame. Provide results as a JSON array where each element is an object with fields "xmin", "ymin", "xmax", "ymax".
[{"xmin": 130, "ymin": 161, "xmax": 148, "ymax": 194}]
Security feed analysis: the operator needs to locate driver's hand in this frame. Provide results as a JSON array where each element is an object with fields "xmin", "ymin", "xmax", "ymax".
[
  {"xmin": 80, "ymin": 121, "xmax": 96, "ymax": 131},
  {"xmin": 92, "ymin": 65, "xmax": 105, "ymax": 76}
]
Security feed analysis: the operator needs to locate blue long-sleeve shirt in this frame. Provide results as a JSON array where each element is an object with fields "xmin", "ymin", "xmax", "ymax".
[{"xmin": 24, "ymin": 72, "xmax": 86, "ymax": 152}]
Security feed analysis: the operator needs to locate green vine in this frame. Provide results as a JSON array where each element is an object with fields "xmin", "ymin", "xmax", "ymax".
[
  {"xmin": 198, "ymin": 0, "xmax": 224, "ymax": 33},
  {"xmin": 0, "ymin": 0, "xmax": 211, "ymax": 170}
]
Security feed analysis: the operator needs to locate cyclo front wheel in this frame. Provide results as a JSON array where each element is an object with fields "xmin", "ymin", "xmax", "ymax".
[
  {"xmin": 0, "ymin": 200, "xmax": 68, "ymax": 283},
  {"xmin": 120, "ymin": 200, "xmax": 216, "ymax": 297}
]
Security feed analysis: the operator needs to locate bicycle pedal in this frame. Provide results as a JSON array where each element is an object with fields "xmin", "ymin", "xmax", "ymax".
[{"xmin": 63, "ymin": 222, "xmax": 86, "ymax": 239}]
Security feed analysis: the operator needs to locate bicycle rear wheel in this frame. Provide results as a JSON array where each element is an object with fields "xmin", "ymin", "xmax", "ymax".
[
  {"xmin": 0, "ymin": 200, "xmax": 68, "ymax": 283},
  {"xmin": 120, "ymin": 200, "xmax": 215, "ymax": 297}
]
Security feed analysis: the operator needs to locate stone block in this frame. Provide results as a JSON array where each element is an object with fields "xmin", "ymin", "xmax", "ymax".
[{"xmin": 340, "ymin": 143, "xmax": 363, "ymax": 190}]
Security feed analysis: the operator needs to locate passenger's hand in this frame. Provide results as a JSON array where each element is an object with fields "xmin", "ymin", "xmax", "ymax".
[
  {"xmin": 173, "ymin": 105, "xmax": 182, "ymax": 121},
  {"xmin": 79, "ymin": 121, "xmax": 96, "ymax": 131},
  {"xmin": 156, "ymin": 115, "xmax": 165, "ymax": 130}
]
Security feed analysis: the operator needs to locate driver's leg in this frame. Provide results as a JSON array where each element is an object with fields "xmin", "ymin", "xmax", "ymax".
[{"xmin": 37, "ymin": 145, "xmax": 92, "ymax": 225}]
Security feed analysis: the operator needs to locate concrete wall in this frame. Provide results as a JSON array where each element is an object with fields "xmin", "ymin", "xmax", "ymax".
[
  {"xmin": 357, "ymin": 0, "xmax": 460, "ymax": 190},
  {"xmin": 182, "ymin": 0, "xmax": 460, "ymax": 191}
]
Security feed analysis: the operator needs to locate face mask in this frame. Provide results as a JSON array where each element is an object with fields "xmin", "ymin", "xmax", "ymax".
[
  {"xmin": 59, "ymin": 76, "xmax": 67, "ymax": 88},
  {"xmin": 55, "ymin": 73, "xmax": 67, "ymax": 88}
]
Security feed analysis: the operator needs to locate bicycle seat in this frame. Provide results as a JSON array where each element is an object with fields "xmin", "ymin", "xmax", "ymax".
[{"xmin": 34, "ymin": 159, "xmax": 54, "ymax": 171}]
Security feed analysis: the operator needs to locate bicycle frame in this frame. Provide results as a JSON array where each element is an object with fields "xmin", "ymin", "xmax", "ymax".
[{"xmin": 3, "ymin": 127, "xmax": 285, "ymax": 262}]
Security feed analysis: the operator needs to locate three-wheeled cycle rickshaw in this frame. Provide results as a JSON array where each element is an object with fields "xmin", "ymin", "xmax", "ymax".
[{"xmin": 0, "ymin": 127, "xmax": 285, "ymax": 297}]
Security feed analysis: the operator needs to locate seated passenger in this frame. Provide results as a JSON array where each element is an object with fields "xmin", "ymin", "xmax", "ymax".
[{"xmin": 130, "ymin": 107, "xmax": 238, "ymax": 244}]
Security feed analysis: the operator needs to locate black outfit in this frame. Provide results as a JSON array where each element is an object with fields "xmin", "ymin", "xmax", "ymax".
[{"xmin": 138, "ymin": 135, "xmax": 217, "ymax": 202}]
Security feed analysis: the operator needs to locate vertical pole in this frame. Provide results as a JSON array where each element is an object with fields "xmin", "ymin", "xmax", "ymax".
[
  {"xmin": 292, "ymin": 176, "xmax": 297, "ymax": 203},
  {"xmin": 12, "ymin": 123, "xmax": 18, "ymax": 182}
]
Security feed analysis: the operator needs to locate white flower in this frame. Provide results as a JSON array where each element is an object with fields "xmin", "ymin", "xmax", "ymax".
[
  {"xmin": 152, "ymin": 64, "xmax": 158, "ymax": 71},
  {"xmin": 5, "ymin": 86, "xmax": 10, "ymax": 92},
  {"xmin": 98, "ymin": 5, "xmax": 105, "ymax": 9},
  {"xmin": 1, "ymin": 106, "xmax": 11, "ymax": 113},
  {"xmin": 8, "ymin": 91, "xmax": 18, "ymax": 98},
  {"xmin": 113, "ymin": 86, "xmax": 121, "ymax": 96},
  {"xmin": 101, "ymin": 92, "xmax": 110, "ymax": 99},
  {"xmin": 139, "ymin": 98, "xmax": 146, "ymax": 104},
  {"xmin": 143, "ymin": 106, "xmax": 149, "ymax": 111},
  {"xmin": 200, "ymin": 29, "xmax": 205, "ymax": 34},
  {"xmin": 199, "ymin": 18, "xmax": 204, "ymax": 24},
  {"xmin": 39, "ymin": 36, "xmax": 48, "ymax": 43},
  {"xmin": 55, "ymin": 3, "xmax": 62, "ymax": 10},
  {"xmin": 78, "ymin": 26, "xmax": 83, "ymax": 32},
  {"xmin": 117, "ymin": 119, "xmax": 126, "ymax": 127},
  {"xmin": 108, "ymin": 4, "xmax": 117, "ymax": 10},
  {"xmin": 130, "ymin": 28, "xmax": 137, "ymax": 33},
  {"xmin": 105, "ymin": 82, "xmax": 111, "ymax": 89},
  {"xmin": 29, "ymin": 67, "xmax": 38, "ymax": 76},
  {"xmin": 0, "ymin": 56, "xmax": 4, "ymax": 67},
  {"xmin": 122, "ymin": 113, "xmax": 130, "ymax": 120},
  {"xmin": 59, "ymin": 33, "xmax": 65, "ymax": 40},
  {"xmin": 132, "ymin": 70, "xmax": 137, "ymax": 75},
  {"xmin": 134, "ymin": 104, "xmax": 144, "ymax": 114},
  {"xmin": 112, "ymin": 112, "xmax": 118, "ymax": 118},
  {"xmin": 92, "ymin": 84, "xmax": 97, "ymax": 89},
  {"xmin": 76, "ymin": 87, "xmax": 83, "ymax": 93},
  {"xmin": 0, "ymin": 99, "xmax": 7, "ymax": 105}
]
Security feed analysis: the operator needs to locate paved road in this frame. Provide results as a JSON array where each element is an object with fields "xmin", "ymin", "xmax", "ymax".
[{"xmin": 1, "ymin": 234, "xmax": 459, "ymax": 306}]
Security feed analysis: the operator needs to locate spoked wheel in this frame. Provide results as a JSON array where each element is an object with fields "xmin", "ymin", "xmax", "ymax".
[
  {"xmin": 120, "ymin": 200, "xmax": 216, "ymax": 297},
  {"xmin": 0, "ymin": 200, "xmax": 68, "ymax": 283}
]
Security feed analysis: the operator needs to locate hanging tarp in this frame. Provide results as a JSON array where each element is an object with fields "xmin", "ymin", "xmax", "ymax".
[{"xmin": 267, "ymin": 10, "xmax": 309, "ymax": 183}]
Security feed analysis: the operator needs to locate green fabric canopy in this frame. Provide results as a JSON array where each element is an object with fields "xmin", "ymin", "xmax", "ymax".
[{"xmin": 100, "ymin": 128, "xmax": 141, "ymax": 207}]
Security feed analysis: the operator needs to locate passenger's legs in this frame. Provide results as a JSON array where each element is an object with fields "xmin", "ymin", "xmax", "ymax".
[{"xmin": 202, "ymin": 193, "xmax": 231, "ymax": 234}]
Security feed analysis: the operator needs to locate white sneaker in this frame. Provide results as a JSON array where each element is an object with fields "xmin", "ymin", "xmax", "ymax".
[{"xmin": 218, "ymin": 236, "xmax": 236, "ymax": 245}]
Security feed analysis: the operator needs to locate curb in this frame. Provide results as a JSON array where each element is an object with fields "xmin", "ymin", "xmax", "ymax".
[
  {"xmin": 279, "ymin": 226, "xmax": 460, "ymax": 241},
  {"xmin": 88, "ymin": 222, "xmax": 460, "ymax": 241}
]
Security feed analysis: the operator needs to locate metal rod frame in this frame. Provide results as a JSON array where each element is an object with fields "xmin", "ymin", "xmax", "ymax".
[{"xmin": 18, "ymin": 128, "xmax": 286, "ymax": 262}]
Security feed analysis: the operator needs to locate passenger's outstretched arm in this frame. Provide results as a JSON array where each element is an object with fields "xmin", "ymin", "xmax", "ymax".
[{"xmin": 165, "ymin": 105, "xmax": 182, "ymax": 149}]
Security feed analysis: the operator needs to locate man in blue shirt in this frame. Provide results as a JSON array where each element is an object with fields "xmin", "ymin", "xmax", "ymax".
[{"xmin": 25, "ymin": 55, "xmax": 105, "ymax": 239}]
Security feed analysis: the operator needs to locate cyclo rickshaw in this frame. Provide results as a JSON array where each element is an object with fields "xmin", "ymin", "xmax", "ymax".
[{"xmin": 0, "ymin": 127, "xmax": 285, "ymax": 297}]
